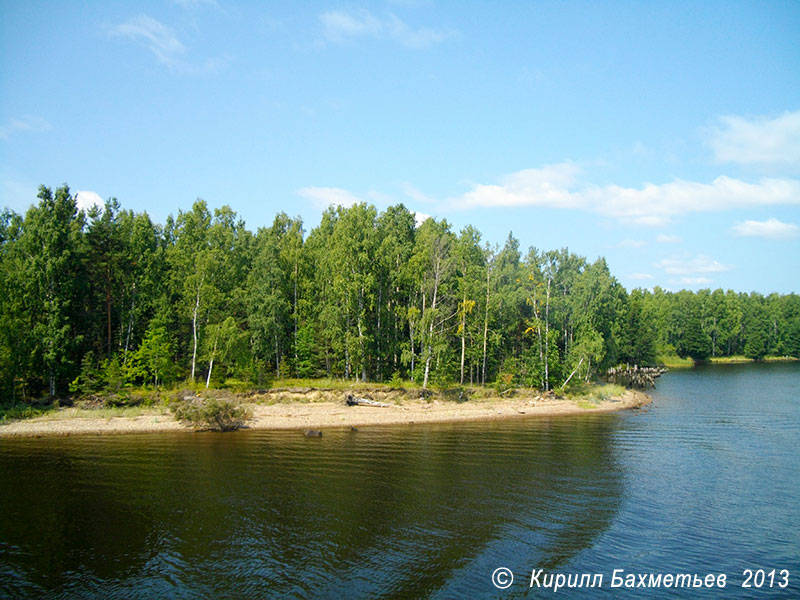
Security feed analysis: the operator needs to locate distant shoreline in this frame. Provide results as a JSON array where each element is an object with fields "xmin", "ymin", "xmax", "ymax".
[
  {"xmin": 0, "ymin": 390, "xmax": 651, "ymax": 438},
  {"xmin": 657, "ymin": 355, "xmax": 800, "ymax": 369}
]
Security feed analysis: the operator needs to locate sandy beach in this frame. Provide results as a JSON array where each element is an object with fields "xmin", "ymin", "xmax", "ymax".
[{"xmin": 0, "ymin": 389, "xmax": 651, "ymax": 438}]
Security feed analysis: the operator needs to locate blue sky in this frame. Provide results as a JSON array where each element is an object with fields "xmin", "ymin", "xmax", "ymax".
[{"xmin": 1, "ymin": 0, "xmax": 799, "ymax": 293}]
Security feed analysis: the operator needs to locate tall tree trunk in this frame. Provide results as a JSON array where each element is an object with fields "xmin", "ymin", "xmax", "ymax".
[
  {"xmin": 409, "ymin": 320, "xmax": 415, "ymax": 382},
  {"xmin": 206, "ymin": 335, "xmax": 217, "ymax": 389},
  {"xmin": 481, "ymin": 262, "xmax": 490, "ymax": 385},
  {"xmin": 274, "ymin": 332, "xmax": 279, "ymax": 376},
  {"xmin": 357, "ymin": 317, "xmax": 366, "ymax": 382},
  {"xmin": 529, "ymin": 282, "xmax": 544, "ymax": 387},
  {"xmin": 544, "ymin": 276, "xmax": 551, "ymax": 391},
  {"xmin": 376, "ymin": 285, "xmax": 382, "ymax": 380},
  {"xmin": 123, "ymin": 284, "xmax": 136, "ymax": 363},
  {"xmin": 460, "ymin": 294, "xmax": 467, "ymax": 385},
  {"xmin": 106, "ymin": 271, "xmax": 112, "ymax": 358},
  {"xmin": 358, "ymin": 289, "xmax": 366, "ymax": 382},
  {"xmin": 190, "ymin": 274, "xmax": 204, "ymax": 383},
  {"xmin": 422, "ymin": 263, "xmax": 440, "ymax": 389},
  {"xmin": 293, "ymin": 262, "xmax": 298, "ymax": 367}
]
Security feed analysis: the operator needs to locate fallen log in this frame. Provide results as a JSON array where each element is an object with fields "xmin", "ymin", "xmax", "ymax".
[{"xmin": 345, "ymin": 393, "xmax": 391, "ymax": 408}]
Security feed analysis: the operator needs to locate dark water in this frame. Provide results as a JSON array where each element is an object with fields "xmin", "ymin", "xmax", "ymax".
[{"xmin": 1, "ymin": 363, "xmax": 798, "ymax": 599}]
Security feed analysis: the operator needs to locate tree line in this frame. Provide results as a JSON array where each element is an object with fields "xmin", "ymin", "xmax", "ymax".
[{"xmin": 1, "ymin": 185, "xmax": 799, "ymax": 400}]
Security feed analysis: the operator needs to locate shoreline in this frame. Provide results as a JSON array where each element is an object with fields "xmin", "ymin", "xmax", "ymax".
[
  {"xmin": 657, "ymin": 355, "xmax": 799, "ymax": 369},
  {"xmin": 0, "ymin": 390, "xmax": 651, "ymax": 438}
]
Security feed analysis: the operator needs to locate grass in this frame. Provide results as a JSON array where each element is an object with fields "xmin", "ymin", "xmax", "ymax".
[
  {"xmin": 564, "ymin": 383, "xmax": 625, "ymax": 409},
  {"xmin": 656, "ymin": 354, "xmax": 694, "ymax": 368},
  {"xmin": 1, "ymin": 375, "xmax": 636, "ymax": 423},
  {"xmin": 267, "ymin": 377, "xmax": 425, "ymax": 391},
  {"xmin": 1, "ymin": 403, "xmax": 169, "ymax": 423},
  {"xmin": 709, "ymin": 355, "xmax": 799, "ymax": 364},
  {"xmin": 48, "ymin": 406, "xmax": 170, "ymax": 420},
  {"xmin": 655, "ymin": 354, "xmax": 800, "ymax": 368},
  {"xmin": 0, "ymin": 403, "xmax": 49, "ymax": 423}
]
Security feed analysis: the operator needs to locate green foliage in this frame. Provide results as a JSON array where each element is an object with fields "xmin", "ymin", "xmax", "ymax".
[
  {"xmin": 3, "ymin": 187, "xmax": 800, "ymax": 405},
  {"xmin": 676, "ymin": 298, "xmax": 712, "ymax": 362},
  {"xmin": 0, "ymin": 403, "xmax": 46, "ymax": 422},
  {"xmin": 127, "ymin": 325, "xmax": 174, "ymax": 387},
  {"xmin": 103, "ymin": 355, "xmax": 127, "ymax": 392},
  {"xmin": 69, "ymin": 351, "xmax": 103, "ymax": 394},
  {"xmin": 171, "ymin": 397, "xmax": 251, "ymax": 431},
  {"xmin": 494, "ymin": 357, "xmax": 516, "ymax": 393}
]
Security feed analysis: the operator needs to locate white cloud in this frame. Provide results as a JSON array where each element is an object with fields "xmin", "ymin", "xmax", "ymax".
[
  {"xmin": 656, "ymin": 233, "xmax": 681, "ymax": 243},
  {"xmin": 459, "ymin": 162, "xmax": 582, "ymax": 209},
  {"xmin": 414, "ymin": 211, "xmax": 431, "ymax": 227},
  {"xmin": 108, "ymin": 15, "xmax": 227, "ymax": 73},
  {"xmin": 319, "ymin": 9, "xmax": 452, "ymax": 48},
  {"xmin": 0, "ymin": 116, "xmax": 51, "ymax": 140},
  {"xmin": 110, "ymin": 15, "xmax": 186, "ymax": 68},
  {"xmin": 732, "ymin": 217, "xmax": 799, "ymax": 240},
  {"xmin": 671, "ymin": 277, "xmax": 712, "ymax": 285},
  {"xmin": 75, "ymin": 190, "xmax": 105, "ymax": 213},
  {"xmin": 656, "ymin": 254, "xmax": 731, "ymax": 276},
  {"xmin": 628, "ymin": 273, "xmax": 654, "ymax": 280},
  {"xmin": 298, "ymin": 186, "xmax": 362, "ymax": 209},
  {"xmin": 321, "ymin": 10, "xmax": 382, "ymax": 41},
  {"xmin": 707, "ymin": 110, "xmax": 800, "ymax": 168},
  {"xmin": 454, "ymin": 161, "xmax": 800, "ymax": 225}
]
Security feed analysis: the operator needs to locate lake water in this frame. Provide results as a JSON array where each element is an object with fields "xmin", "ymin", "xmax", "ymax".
[{"xmin": 1, "ymin": 363, "xmax": 798, "ymax": 598}]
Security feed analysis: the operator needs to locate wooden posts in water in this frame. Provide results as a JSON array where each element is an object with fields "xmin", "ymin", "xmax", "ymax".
[{"xmin": 605, "ymin": 365, "xmax": 667, "ymax": 389}]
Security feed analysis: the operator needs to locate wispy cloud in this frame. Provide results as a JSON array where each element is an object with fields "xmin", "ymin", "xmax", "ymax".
[
  {"xmin": 656, "ymin": 254, "xmax": 731, "ymax": 276},
  {"xmin": 707, "ymin": 110, "xmax": 800, "ymax": 168},
  {"xmin": 454, "ymin": 162, "xmax": 800, "ymax": 225},
  {"xmin": 319, "ymin": 9, "xmax": 453, "ymax": 48},
  {"xmin": 108, "ymin": 15, "xmax": 227, "ymax": 73},
  {"xmin": 656, "ymin": 233, "xmax": 681, "ymax": 243},
  {"xmin": 0, "ymin": 116, "xmax": 51, "ymax": 140},
  {"xmin": 732, "ymin": 217, "xmax": 799, "ymax": 240},
  {"xmin": 628, "ymin": 272, "xmax": 654, "ymax": 280},
  {"xmin": 671, "ymin": 276, "xmax": 712, "ymax": 285},
  {"xmin": 298, "ymin": 186, "xmax": 362, "ymax": 209},
  {"xmin": 110, "ymin": 15, "xmax": 186, "ymax": 68}
]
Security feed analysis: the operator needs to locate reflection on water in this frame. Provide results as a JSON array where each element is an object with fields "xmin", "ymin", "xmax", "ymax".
[
  {"xmin": 1, "ymin": 417, "xmax": 623, "ymax": 598},
  {"xmin": 1, "ymin": 362, "xmax": 798, "ymax": 598}
]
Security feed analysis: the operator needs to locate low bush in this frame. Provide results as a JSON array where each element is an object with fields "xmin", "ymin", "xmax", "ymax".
[
  {"xmin": 171, "ymin": 397, "xmax": 251, "ymax": 432},
  {"xmin": 0, "ymin": 404, "xmax": 45, "ymax": 422}
]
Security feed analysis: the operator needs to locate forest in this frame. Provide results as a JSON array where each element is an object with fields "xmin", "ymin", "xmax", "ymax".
[{"xmin": 1, "ymin": 184, "xmax": 799, "ymax": 402}]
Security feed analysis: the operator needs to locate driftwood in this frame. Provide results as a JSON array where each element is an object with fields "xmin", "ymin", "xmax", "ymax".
[
  {"xmin": 605, "ymin": 365, "xmax": 667, "ymax": 389},
  {"xmin": 304, "ymin": 429, "xmax": 323, "ymax": 437},
  {"xmin": 345, "ymin": 393, "xmax": 391, "ymax": 408}
]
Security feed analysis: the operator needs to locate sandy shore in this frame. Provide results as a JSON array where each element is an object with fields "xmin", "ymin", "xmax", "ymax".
[{"xmin": 0, "ymin": 390, "xmax": 651, "ymax": 438}]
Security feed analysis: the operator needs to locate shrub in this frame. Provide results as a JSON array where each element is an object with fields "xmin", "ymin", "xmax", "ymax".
[
  {"xmin": 171, "ymin": 397, "xmax": 251, "ymax": 432},
  {"xmin": 0, "ymin": 404, "xmax": 44, "ymax": 422}
]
